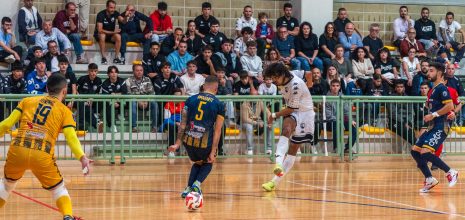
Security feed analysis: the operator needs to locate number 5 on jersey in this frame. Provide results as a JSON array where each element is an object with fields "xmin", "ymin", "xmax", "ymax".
[{"xmin": 195, "ymin": 101, "xmax": 206, "ymax": 121}]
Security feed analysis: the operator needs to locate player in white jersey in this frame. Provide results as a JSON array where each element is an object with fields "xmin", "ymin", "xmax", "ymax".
[{"xmin": 262, "ymin": 62, "xmax": 315, "ymax": 191}]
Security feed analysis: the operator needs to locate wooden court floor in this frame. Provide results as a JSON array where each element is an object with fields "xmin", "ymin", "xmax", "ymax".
[{"xmin": 1, "ymin": 156, "xmax": 465, "ymax": 219}]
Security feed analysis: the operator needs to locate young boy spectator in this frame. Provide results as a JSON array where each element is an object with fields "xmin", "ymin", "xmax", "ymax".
[
  {"xmin": 26, "ymin": 57, "xmax": 48, "ymax": 94},
  {"xmin": 180, "ymin": 60, "xmax": 205, "ymax": 96},
  {"xmin": 258, "ymin": 75, "xmax": 277, "ymax": 96},
  {"xmin": 255, "ymin": 12, "xmax": 274, "ymax": 45},
  {"xmin": 77, "ymin": 63, "xmax": 102, "ymax": 130},
  {"xmin": 147, "ymin": 2, "xmax": 173, "ymax": 43},
  {"xmin": 101, "ymin": 65, "xmax": 127, "ymax": 133}
]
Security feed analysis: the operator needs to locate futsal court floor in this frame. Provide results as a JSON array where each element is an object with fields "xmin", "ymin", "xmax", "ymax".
[{"xmin": 1, "ymin": 156, "xmax": 465, "ymax": 219}]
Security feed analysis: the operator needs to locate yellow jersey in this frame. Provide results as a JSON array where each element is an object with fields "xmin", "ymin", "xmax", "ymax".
[{"xmin": 11, "ymin": 96, "xmax": 76, "ymax": 156}]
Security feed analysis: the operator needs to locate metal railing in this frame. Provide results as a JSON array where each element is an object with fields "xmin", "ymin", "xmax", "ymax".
[{"xmin": 0, "ymin": 94, "xmax": 464, "ymax": 163}]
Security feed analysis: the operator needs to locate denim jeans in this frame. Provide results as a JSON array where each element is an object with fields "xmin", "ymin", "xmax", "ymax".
[
  {"xmin": 296, "ymin": 56, "xmax": 324, "ymax": 71},
  {"xmin": 289, "ymin": 57, "xmax": 301, "ymax": 70},
  {"xmin": 68, "ymin": 33, "xmax": 83, "ymax": 56},
  {"xmin": 131, "ymin": 101, "xmax": 158, "ymax": 129}
]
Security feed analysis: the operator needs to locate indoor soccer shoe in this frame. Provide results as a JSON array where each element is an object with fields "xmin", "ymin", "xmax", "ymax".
[
  {"xmin": 181, "ymin": 186, "xmax": 192, "ymax": 198},
  {"xmin": 419, "ymin": 177, "xmax": 439, "ymax": 193},
  {"xmin": 446, "ymin": 169, "xmax": 458, "ymax": 187},
  {"xmin": 273, "ymin": 164, "xmax": 284, "ymax": 177},
  {"xmin": 63, "ymin": 215, "xmax": 75, "ymax": 220},
  {"xmin": 262, "ymin": 181, "xmax": 275, "ymax": 192},
  {"xmin": 192, "ymin": 181, "xmax": 202, "ymax": 195}
]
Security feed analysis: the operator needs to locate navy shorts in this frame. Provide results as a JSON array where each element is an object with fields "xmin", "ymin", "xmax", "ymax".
[
  {"xmin": 184, "ymin": 145, "xmax": 211, "ymax": 163},
  {"xmin": 414, "ymin": 128, "xmax": 448, "ymax": 152}
]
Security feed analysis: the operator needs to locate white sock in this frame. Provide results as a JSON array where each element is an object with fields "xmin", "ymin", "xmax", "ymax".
[
  {"xmin": 275, "ymin": 136, "xmax": 289, "ymax": 166},
  {"xmin": 272, "ymin": 155, "xmax": 296, "ymax": 185}
]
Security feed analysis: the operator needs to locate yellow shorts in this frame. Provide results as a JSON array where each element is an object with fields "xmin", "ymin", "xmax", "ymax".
[{"xmin": 4, "ymin": 146, "xmax": 63, "ymax": 189}]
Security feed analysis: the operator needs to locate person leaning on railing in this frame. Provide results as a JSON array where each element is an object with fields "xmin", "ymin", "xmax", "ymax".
[
  {"xmin": 100, "ymin": 65, "xmax": 127, "ymax": 133},
  {"xmin": 76, "ymin": 63, "xmax": 102, "ymax": 131}
]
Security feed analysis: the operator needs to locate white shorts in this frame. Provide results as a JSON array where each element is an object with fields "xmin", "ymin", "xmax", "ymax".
[{"xmin": 288, "ymin": 110, "xmax": 315, "ymax": 144}]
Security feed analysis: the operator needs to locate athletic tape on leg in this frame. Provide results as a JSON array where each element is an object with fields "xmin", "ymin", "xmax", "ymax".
[{"xmin": 51, "ymin": 183, "xmax": 69, "ymax": 201}]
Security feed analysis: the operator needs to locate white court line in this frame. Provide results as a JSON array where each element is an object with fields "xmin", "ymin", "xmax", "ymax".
[{"xmin": 287, "ymin": 180, "xmax": 465, "ymax": 218}]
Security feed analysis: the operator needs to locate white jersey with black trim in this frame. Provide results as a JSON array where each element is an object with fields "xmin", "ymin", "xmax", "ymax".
[{"xmin": 281, "ymin": 73, "xmax": 314, "ymax": 112}]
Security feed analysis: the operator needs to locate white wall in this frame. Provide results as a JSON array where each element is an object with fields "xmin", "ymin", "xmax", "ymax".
[
  {"xmin": 0, "ymin": 0, "xmax": 21, "ymax": 34},
  {"xmin": 291, "ymin": 0, "xmax": 333, "ymax": 36}
]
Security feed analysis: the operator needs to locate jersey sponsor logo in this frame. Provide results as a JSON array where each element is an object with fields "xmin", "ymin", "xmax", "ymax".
[
  {"xmin": 422, "ymin": 26, "xmax": 433, "ymax": 32},
  {"xmin": 443, "ymin": 91, "xmax": 448, "ymax": 97}
]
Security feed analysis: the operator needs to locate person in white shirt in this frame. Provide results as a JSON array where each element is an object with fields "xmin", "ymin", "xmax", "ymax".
[
  {"xmin": 393, "ymin": 5, "xmax": 414, "ymax": 46},
  {"xmin": 180, "ymin": 60, "xmax": 205, "ymax": 96},
  {"xmin": 258, "ymin": 76, "xmax": 277, "ymax": 95},
  {"xmin": 401, "ymin": 47, "xmax": 420, "ymax": 87},
  {"xmin": 240, "ymin": 41, "xmax": 263, "ymax": 81},
  {"xmin": 234, "ymin": 27, "xmax": 254, "ymax": 57},
  {"xmin": 438, "ymin": 12, "xmax": 465, "ymax": 63},
  {"xmin": 235, "ymin": 5, "xmax": 257, "ymax": 38}
]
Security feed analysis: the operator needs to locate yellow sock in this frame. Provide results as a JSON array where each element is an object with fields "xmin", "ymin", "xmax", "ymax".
[
  {"xmin": 56, "ymin": 196, "xmax": 73, "ymax": 216},
  {"xmin": 0, "ymin": 198, "xmax": 6, "ymax": 208}
]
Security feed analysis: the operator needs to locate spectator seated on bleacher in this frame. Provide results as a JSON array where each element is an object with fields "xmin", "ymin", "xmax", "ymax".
[
  {"xmin": 399, "ymin": 28, "xmax": 426, "ymax": 58},
  {"xmin": 160, "ymin": 27, "xmax": 183, "ymax": 57},
  {"xmin": 24, "ymin": 46, "xmax": 42, "ymax": 77},
  {"xmin": 6, "ymin": 61, "xmax": 27, "ymax": 95},
  {"xmin": 338, "ymin": 22, "xmax": 363, "ymax": 59},
  {"xmin": 119, "ymin": 4, "xmax": 153, "ymax": 61},
  {"xmin": 438, "ymin": 12, "xmax": 465, "ymax": 63},
  {"xmin": 362, "ymin": 23, "xmax": 384, "ymax": 61},
  {"xmin": 309, "ymin": 67, "xmax": 329, "ymax": 96},
  {"xmin": 26, "ymin": 57, "xmax": 48, "ymax": 94},
  {"xmin": 374, "ymin": 47, "xmax": 400, "ymax": 88},
  {"xmin": 180, "ymin": 60, "xmax": 205, "ymax": 96},
  {"xmin": 414, "ymin": 7, "xmax": 439, "ymax": 53},
  {"xmin": 76, "ymin": 63, "xmax": 102, "ymax": 131},
  {"xmin": 331, "ymin": 44, "xmax": 353, "ymax": 78},
  {"xmin": 273, "ymin": 26, "xmax": 300, "ymax": 70},
  {"xmin": 142, "ymin": 42, "xmax": 165, "ymax": 83},
  {"xmin": 159, "ymin": 89, "xmax": 184, "ymax": 132},
  {"xmin": 351, "ymin": 47, "xmax": 374, "ymax": 80},
  {"xmin": 233, "ymin": 70, "xmax": 259, "ymax": 96},
  {"xmin": 212, "ymin": 38, "xmax": 241, "ymax": 81},
  {"xmin": 125, "ymin": 64, "xmax": 157, "ymax": 133},
  {"xmin": 276, "ymin": 3, "xmax": 299, "ymax": 37},
  {"xmin": 401, "ymin": 47, "xmax": 420, "ymax": 87},
  {"xmin": 154, "ymin": 61, "xmax": 185, "ymax": 96},
  {"xmin": 184, "ymin": 20, "xmax": 202, "ymax": 56},
  {"xmin": 44, "ymin": 40, "xmax": 72, "ymax": 74},
  {"xmin": 147, "ymin": 1, "xmax": 173, "ymax": 43},
  {"xmin": 234, "ymin": 27, "xmax": 254, "ymax": 57},
  {"xmin": 52, "ymin": 55, "xmax": 77, "ymax": 109},
  {"xmin": 256, "ymin": 12, "xmax": 274, "ymax": 45},
  {"xmin": 240, "ymin": 41, "xmax": 263, "ymax": 82},
  {"xmin": 202, "ymin": 20, "xmax": 227, "ymax": 53},
  {"xmin": 263, "ymin": 47, "xmax": 282, "ymax": 71},
  {"xmin": 93, "ymin": 0, "xmax": 123, "ymax": 65},
  {"xmin": 411, "ymin": 60, "xmax": 431, "ymax": 96},
  {"xmin": 194, "ymin": 45, "xmax": 216, "ymax": 77},
  {"xmin": 52, "ymin": 2, "xmax": 88, "ymax": 64},
  {"xmin": 295, "ymin": 22, "xmax": 323, "ymax": 71},
  {"xmin": 392, "ymin": 6, "xmax": 414, "ymax": 47},
  {"xmin": 101, "ymin": 65, "xmax": 128, "ymax": 133},
  {"xmin": 318, "ymin": 22, "xmax": 339, "ymax": 68},
  {"xmin": 166, "ymin": 40, "xmax": 193, "ymax": 75},
  {"xmin": 194, "ymin": 2, "xmax": 218, "ymax": 38},
  {"xmin": 35, "ymin": 19, "xmax": 72, "ymax": 55},
  {"xmin": 18, "ymin": 0, "xmax": 42, "ymax": 46},
  {"xmin": 0, "ymin": 17, "xmax": 23, "ymax": 64},
  {"xmin": 258, "ymin": 75, "xmax": 277, "ymax": 96}
]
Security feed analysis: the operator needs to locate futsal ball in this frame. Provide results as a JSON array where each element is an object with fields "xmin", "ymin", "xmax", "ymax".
[{"xmin": 185, "ymin": 192, "xmax": 203, "ymax": 210}]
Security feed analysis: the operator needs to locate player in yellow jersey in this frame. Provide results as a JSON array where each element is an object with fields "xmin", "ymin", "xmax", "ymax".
[{"xmin": 0, "ymin": 74, "xmax": 92, "ymax": 220}]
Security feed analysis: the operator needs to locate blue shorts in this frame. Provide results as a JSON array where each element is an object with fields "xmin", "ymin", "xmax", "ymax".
[
  {"xmin": 414, "ymin": 128, "xmax": 448, "ymax": 152},
  {"xmin": 184, "ymin": 145, "xmax": 211, "ymax": 163}
]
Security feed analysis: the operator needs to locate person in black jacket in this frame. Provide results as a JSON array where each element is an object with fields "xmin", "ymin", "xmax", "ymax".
[
  {"xmin": 100, "ymin": 65, "xmax": 127, "ymax": 132},
  {"xmin": 119, "ymin": 4, "xmax": 153, "ymax": 63},
  {"xmin": 194, "ymin": 45, "xmax": 217, "ymax": 77},
  {"xmin": 142, "ymin": 42, "xmax": 166, "ymax": 83},
  {"xmin": 295, "ymin": 22, "xmax": 323, "ymax": 71},
  {"xmin": 77, "ymin": 63, "xmax": 102, "ymax": 130},
  {"xmin": 184, "ymin": 20, "xmax": 203, "ymax": 56},
  {"xmin": 414, "ymin": 7, "xmax": 438, "ymax": 53},
  {"xmin": 160, "ymin": 28, "xmax": 184, "ymax": 56},
  {"xmin": 202, "ymin": 20, "xmax": 227, "ymax": 53}
]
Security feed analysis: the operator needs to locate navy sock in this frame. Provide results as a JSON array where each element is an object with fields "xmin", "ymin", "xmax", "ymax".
[
  {"xmin": 411, "ymin": 150, "xmax": 432, "ymax": 178},
  {"xmin": 188, "ymin": 164, "xmax": 201, "ymax": 187},
  {"xmin": 195, "ymin": 163, "xmax": 213, "ymax": 183},
  {"xmin": 421, "ymin": 153, "xmax": 451, "ymax": 173}
]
